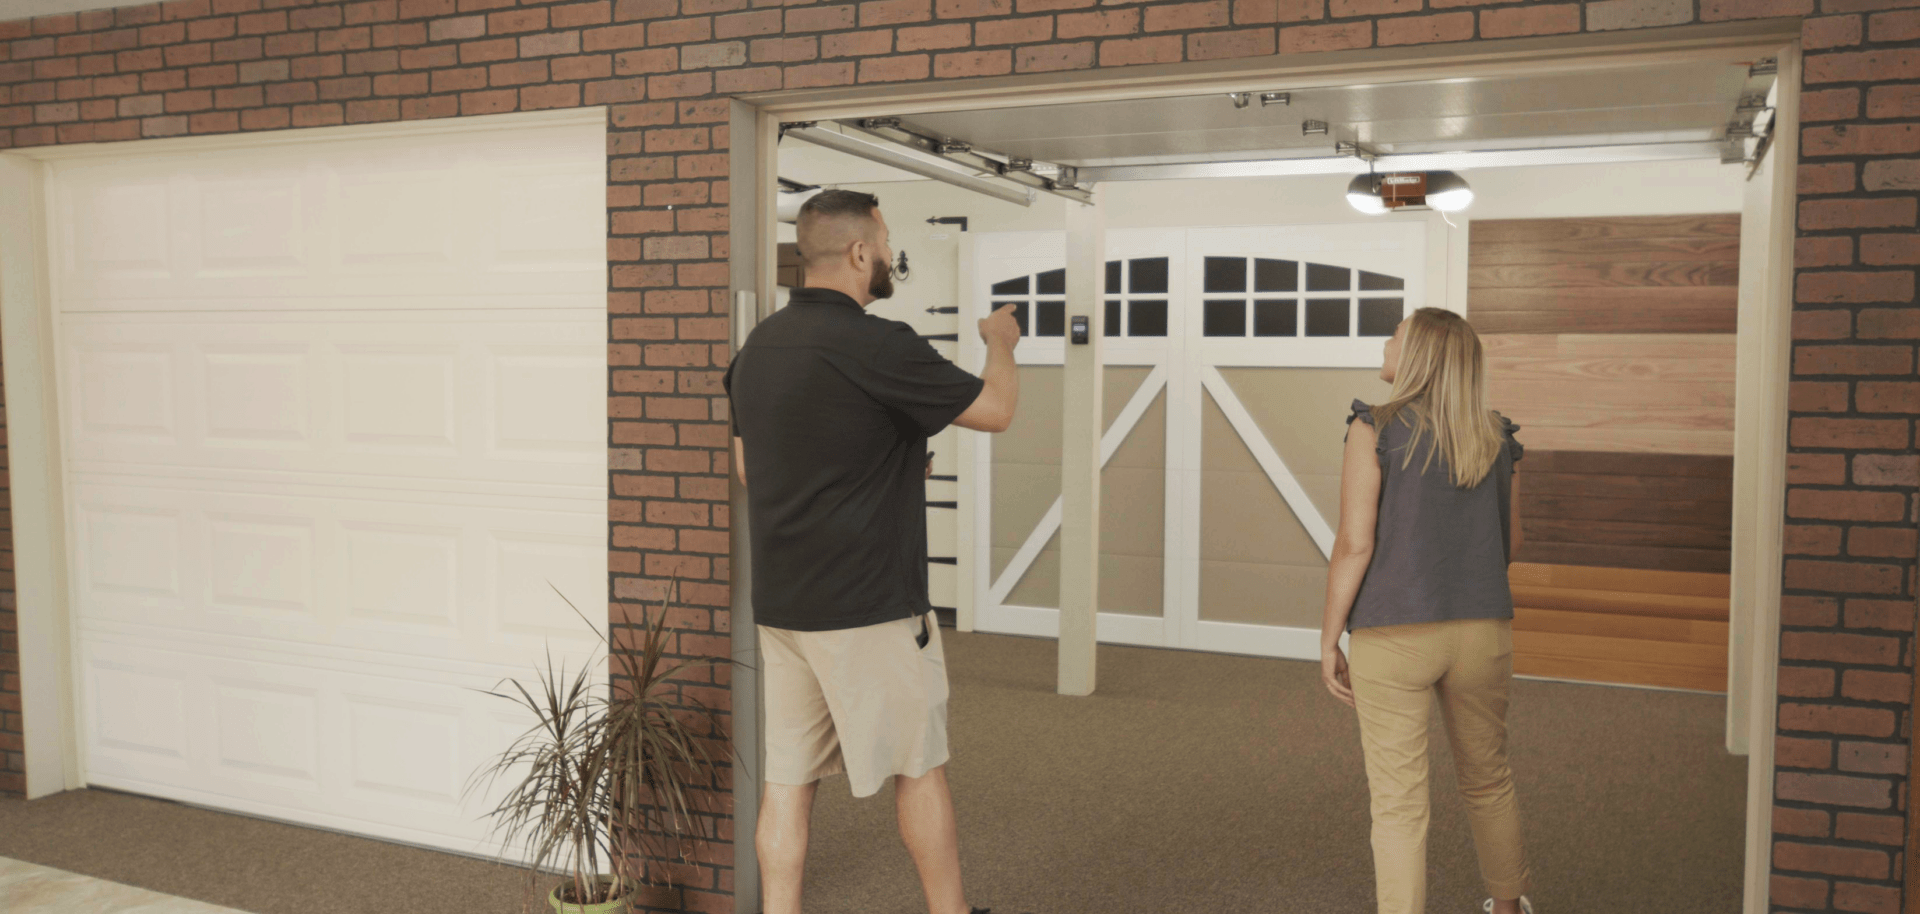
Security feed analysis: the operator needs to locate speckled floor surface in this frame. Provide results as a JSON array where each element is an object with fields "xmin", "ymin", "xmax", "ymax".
[{"xmin": 0, "ymin": 857, "xmax": 254, "ymax": 914}]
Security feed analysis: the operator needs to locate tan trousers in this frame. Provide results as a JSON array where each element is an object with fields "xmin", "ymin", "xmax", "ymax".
[{"xmin": 1349, "ymin": 618, "xmax": 1531, "ymax": 914}]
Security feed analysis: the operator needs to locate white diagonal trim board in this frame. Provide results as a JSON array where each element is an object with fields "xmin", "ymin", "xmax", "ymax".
[
  {"xmin": 1199, "ymin": 366, "xmax": 1335, "ymax": 558},
  {"xmin": 988, "ymin": 364, "xmax": 1167, "ymax": 605}
]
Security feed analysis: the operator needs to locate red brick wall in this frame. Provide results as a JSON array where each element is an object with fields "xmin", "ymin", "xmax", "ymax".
[
  {"xmin": 1774, "ymin": 5, "xmax": 1920, "ymax": 909},
  {"xmin": 0, "ymin": 1, "xmax": 1915, "ymax": 912}
]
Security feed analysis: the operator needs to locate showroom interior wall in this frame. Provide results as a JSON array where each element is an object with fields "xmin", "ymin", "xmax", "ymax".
[{"xmin": 0, "ymin": 4, "xmax": 1912, "ymax": 914}]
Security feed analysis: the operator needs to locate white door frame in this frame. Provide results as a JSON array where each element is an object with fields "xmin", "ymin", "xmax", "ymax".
[
  {"xmin": 0, "ymin": 108, "xmax": 608, "ymax": 808},
  {"xmin": 746, "ymin": 21, "xmax": 1805, "ymax": 914}
]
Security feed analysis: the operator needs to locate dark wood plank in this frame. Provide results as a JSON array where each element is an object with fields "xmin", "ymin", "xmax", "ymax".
[
  {"xmin": 1524, "ymin": 493, "xmax": 1734, "ymax": 525},
  {"xmin": 1471, "ymin": 262, "xmax": 1740, "ymax": 290},
  {"xmin": 1522, "ymin": 518, "xmax": 1731, "ymax": 550},
  {"xmin": 1470, "ymin": 214, "xmax": 1741, "ymax": 245},
  {"xmin": 1469, "ymin": 286, "xmax": 1740, "ymax": 312},
  {"xmin": 1473, "ymin": 309, "xmax": 1737, "ymax": 335},
  {"xmin": 1522, "ymin": 471, "xmax": 1734, "ymax": 501},
  {"xmin": 1468, "ymin": 235, "xmax": 1741, "ymax": 266},
  {"xmin": 1520, "ymin": 450, "xmax": 1734, "ymax": 477},
  {"xmin": 1517, "ymin": 542, "xmax": 1731, "ymax": 574}
]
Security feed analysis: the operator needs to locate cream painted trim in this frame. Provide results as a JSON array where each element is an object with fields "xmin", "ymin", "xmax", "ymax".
[
  {"xmin": 1191, "ymin": 620, "xmax": 1324, "ymax": 660},
  {"xmin": 1199, "ymin": 367, "xmax": 1336, "ymax": 557},
  {"xmin": 955, "ymin": 234, "xmax": 980, "ymax": 634},
  {"xmin": 744, "ymin": 22, "xmax": 1801, "ymax": 120},
  {"xmin": 1739, "ymin": 40, "xmax": 1798, "ymax": 914},
  {"xmin": 5, "ymin": 109, "xmax": 609, "ymax": 161},
  {"xmin": 0, "ymin": 153, "xmax": 83, "ymax": 799},
  {"xmin": 986, "ymin": 366, "xmax": 1167, "ymax": 606}
]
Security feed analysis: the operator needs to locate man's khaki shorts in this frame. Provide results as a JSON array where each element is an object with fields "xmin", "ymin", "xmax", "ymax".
[{"xmin": 758, "ymin": 613, "xmax": 951, "ymax": 798}]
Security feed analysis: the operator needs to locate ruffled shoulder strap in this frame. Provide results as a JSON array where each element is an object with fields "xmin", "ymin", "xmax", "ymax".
[
  {"xmin": 1495, "ymin": 411, "xmax": 1524, "ymax": 464},
  {"xmin": 1345, "ymin": 399, "xmax": 1388, "ymax": 466}
]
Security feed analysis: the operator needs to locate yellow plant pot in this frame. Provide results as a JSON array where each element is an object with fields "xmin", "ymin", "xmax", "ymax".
[{"xmin": 547, "ymin": 880, "xmax": 630, "ymax": 914}]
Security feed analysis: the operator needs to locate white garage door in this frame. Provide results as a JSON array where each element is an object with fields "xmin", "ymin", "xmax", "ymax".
[{"xmin": 46, "ymin": 114, "xmax": 609, "ymax": 857}]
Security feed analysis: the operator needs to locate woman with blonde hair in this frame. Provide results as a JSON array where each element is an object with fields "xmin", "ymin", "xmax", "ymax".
[{"xmin": 1320, "ymin": 307, "xmax": 1534, "ymax": 914}]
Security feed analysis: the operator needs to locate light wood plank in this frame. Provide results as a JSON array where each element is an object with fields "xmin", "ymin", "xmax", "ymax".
[
  {"xmin": 1510, "ymin": 562, "xmax": 1730, "ymax": 598},
  {"xmin": 1483, "ymin": 333, "xmax": 1739, "ymax": 359},
  {"xmin": 1511, "ymin": 586, "xmax": 1728, "ymax": 621},
  {"xmin": 1514, "ymin": 605, "xmax": 1731, "ymax": 645},
  {"xmin": 1513, "ymin": 629, "xmax": 1726, "ymax": 669},
  {"xmin": 1474, "ymin": 310, "xmax": 1737, "ymax": 335},
  {"xmin": 1494, "ymin": 379, "xmax": 1733, "ymax": 409},
  {"xmin": 1488, "ymin": 356, "xmax": 1738, "ymax": 383},
  {"xmin": 1514, "ymin": 427, "xmax": 1733, "ymax": 456},
  {"xmin": 1470, "ymin": 286, "xmax": 1740, "ymax": 312},
  {"xmin": 1514, "ymin": 654, "xmax": 1727, "ymax": 692}
]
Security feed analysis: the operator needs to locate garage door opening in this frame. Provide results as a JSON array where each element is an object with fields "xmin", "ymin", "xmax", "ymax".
[{"xmin": 736, "ymin": 32, "xmax": 1798, "ymax": 914}]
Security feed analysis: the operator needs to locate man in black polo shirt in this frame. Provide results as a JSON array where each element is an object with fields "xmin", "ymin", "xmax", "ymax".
[{"xmin": 724, "ymin": 189, "xmax": 1021, "ymax": 914}]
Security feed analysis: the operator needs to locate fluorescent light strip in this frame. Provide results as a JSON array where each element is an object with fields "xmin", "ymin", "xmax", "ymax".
[{"xmin": 784, "ymin": 126, "xmax": 1036, "ymax": 207}]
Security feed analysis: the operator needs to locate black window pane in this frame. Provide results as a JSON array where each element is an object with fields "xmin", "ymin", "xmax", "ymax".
[
  {"xmin": 1203, "ymin": 300, "xmax": 1246, "ymax": 337},
  {"xmin": 1130, "ymin": 257, "xmax": 1169, "ymax": 293},
  {"xmin": 1306, "ymin": 263, "xmax": 1351, "ymax": 291},
  {"xmin": 991, "ymin": 276, "xmax": 1029, "ymax": 295},
  {"xmin": 1305, "ymin": 299, "xmax": 1350, "ymax": 337},
  {"xmin": 1105, "ymin": 300, "xmax": 1122, "ymax": 336},
  {"xmin": 1035, "ymin": 300, "xmax": 1066, "ymax": 337},
  {"xmin": 1010, "ymin": 302, "xmax": 1030, "ymax": 335},
  {"xmin": 1106, "ymin": 260, "xmax": 1122, "ymax": 293},
  {"xmin": 1203, "ymin": 256, "xmax": 1247, "ymax": 293},
  {"xmin": 1254, "ymin": 258, "xmax": 1297, "ymax": 292},
  {"xmin": 1036, "ymin": 268, "xmax": 1066, "ymax": 295},
  {"xmin": 1359, "ymin": 271, "xmax": 1405, "ymax": 291},
  {"xmin": 1128, "ymin": 300, "xmax": 1168, "ymax": 337},
  {"xmin": 1359, "ymin": 298, "xmax": 1403, "ymax": 337},
  {"xmin": 1254, "ymin": 299, "xmax": 1297, "ymax": 337}
]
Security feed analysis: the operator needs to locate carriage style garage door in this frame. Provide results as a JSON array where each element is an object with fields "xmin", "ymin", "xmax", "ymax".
[
  {"xmin": 46, "ymin": 115, "xmax": 608, "ymax": 856},
  {"xmin": 969, "ymin": 223, "xmax": 1432, "ymax": 659}
]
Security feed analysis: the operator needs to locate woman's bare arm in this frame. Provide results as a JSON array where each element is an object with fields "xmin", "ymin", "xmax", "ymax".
[{"xmin": 1320, "ymin": 419, "xmax": 1383, "ymax": 705}]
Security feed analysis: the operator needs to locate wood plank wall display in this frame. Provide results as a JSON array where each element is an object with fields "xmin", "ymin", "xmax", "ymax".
[
  {"xmin": 1515, "ymin": 451, "xmax": 1735, "ymax": 574},
  {"xmin": 1469, "ymin": 215, "xmax": 1742, "ymax": 335},
  {"xmin": 1472, "ymin": 214, "xmax": 1741, "ymax": 693}
]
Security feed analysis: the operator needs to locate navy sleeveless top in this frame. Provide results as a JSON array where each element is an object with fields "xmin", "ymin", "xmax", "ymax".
[{"xmin": 1344, "ymin": 399, "xmax": 1524, "ymax": 632}]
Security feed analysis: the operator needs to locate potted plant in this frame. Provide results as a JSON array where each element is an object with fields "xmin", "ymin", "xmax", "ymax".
[{"xmin": 468, "ymin": 580, "xmax": 731, "ymax": 914}]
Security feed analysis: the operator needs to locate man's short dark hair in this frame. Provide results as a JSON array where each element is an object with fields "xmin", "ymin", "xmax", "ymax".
[{"xmin": 796, "ymin": 189, "xmax": 881, "ymax": 266}]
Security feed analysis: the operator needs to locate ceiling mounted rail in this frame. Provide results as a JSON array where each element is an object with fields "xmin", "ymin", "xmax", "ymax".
[
  {"xmin": 1077, "ymin": 140, "xmax": 1729, "ymax": 183},
  {"xmin": 782, "ymin": 124, "xmax": 1037, "ymax": 207},
  {"xmin": 837, "ymin": 117, "xmax": 1096, "ymax": 205}
]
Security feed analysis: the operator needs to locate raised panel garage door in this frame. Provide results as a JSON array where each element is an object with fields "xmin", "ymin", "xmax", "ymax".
[{"xmin": 47, "ymin": 115, "xmax": 608, "ymax": 857}]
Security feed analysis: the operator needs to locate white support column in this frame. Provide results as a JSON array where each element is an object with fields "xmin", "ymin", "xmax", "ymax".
[
  {"xmin": 0, "ymin": 153, "xmax": 82, "ymax": 798},
  {"xmin": 1057, "ymin": 194, "xmax": 1104, "ymax": 696}
]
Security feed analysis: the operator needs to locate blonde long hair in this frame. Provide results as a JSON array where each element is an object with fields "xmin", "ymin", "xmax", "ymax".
[{"xmin": 1372, "ymin": 307, "xmax": 1506, "ymax": 489}]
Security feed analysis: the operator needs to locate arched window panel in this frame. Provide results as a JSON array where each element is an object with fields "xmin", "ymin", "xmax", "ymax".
[
  {"xmin": 990, "ymin": 257, "xmax": 1175, "ymax": 340},
  {"xmin": 1196, "ymin": 257, "xmax": 1409, "ymax": 340}
]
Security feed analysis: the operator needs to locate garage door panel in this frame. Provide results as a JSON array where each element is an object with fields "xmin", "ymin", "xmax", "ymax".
[
  {"xmin": 54, "ymin": 128, "xmax": 604, "ymax": 310},
  {"xmin": 71, "ymin": 479, "xmax": 605, "ymax": 664},
  {"xmin": 55, "ymin": 117, "xmax": 606, "ymax": 857},
  {"xmin": 61, "ymin": 314, "xmax": 605, "ymax": 488},
  {"xmin": 80, "ymin": 631, "xmax": 560, "ymax": 854}
]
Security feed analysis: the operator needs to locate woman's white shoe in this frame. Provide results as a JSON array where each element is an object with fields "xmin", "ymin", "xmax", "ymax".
[{"xmin": 1481, "ymin": 898, "xmax": 1535, "ymax": 914}]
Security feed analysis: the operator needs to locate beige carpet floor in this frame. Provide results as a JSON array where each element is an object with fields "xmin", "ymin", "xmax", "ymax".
[{"xmin": 0, "ymin": 629, "xmax": 1745, "ymax": 914}]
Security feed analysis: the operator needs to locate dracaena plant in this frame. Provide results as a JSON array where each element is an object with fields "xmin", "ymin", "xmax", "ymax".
[{"xmin": 466, "ymin": 579, "xmax": 732, "ymax": 912}]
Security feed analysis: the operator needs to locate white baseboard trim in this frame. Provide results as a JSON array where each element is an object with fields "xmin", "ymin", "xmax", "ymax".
[
  {"xmin": 974, "ymin": 605, "xmax": 1337, "ymax": 661},
  {"xmin": 974, "ymin": 604, "xmax": 1169, "ymax": 646}
]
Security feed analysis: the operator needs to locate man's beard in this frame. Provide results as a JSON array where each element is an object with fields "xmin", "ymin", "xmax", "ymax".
[{"xmin": 868, "ymin": 254, "xmax": 895, "ymax": 300}]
